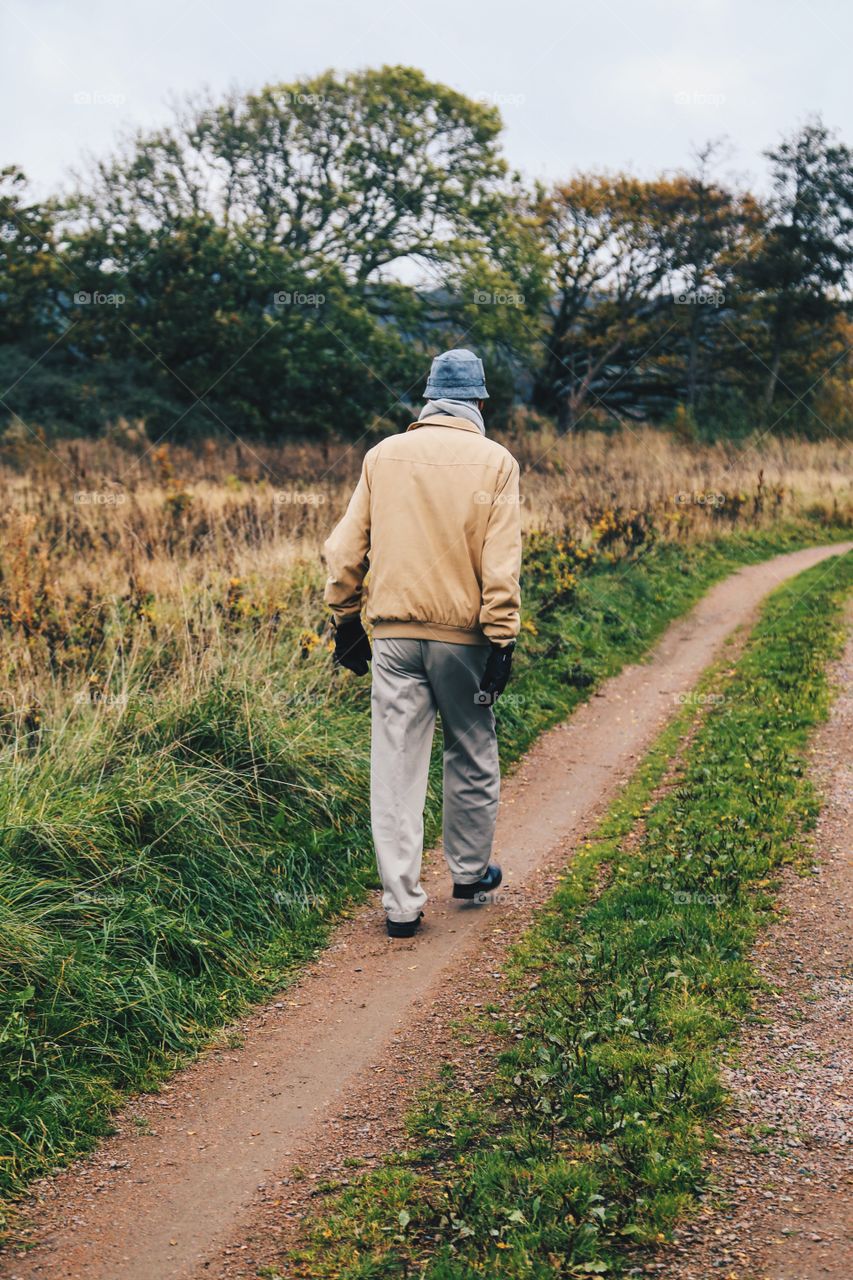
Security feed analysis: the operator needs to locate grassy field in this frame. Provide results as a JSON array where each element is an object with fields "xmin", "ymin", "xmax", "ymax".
[
  {"xmin": 1, "ymin": 424, "xmax": 849, "ymax": 711},
  {"xmin": 0, "ymin": 425, "xmax": 850, "ymax": 1226},
  {"xmin": 287, "ymin": 549, "xmax": 853, "ymax": 1279}
]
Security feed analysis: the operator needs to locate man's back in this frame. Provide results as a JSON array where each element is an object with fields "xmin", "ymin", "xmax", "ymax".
[{"xmin": 324, "ymin": 414, "xmax": 521, "ymax": 646}]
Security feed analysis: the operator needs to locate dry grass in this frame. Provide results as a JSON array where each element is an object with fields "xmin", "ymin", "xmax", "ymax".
[{"xmin": 0, "ymin": 423, "xmax": 849, "ymax": 724}]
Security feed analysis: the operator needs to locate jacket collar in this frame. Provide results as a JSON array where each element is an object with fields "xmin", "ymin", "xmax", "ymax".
[{"xmin": 407, "ymin": 415, "xmax": 483, "ymax": 435}]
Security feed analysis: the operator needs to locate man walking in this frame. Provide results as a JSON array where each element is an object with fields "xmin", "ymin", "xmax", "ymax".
[{"xmin": 322, "ymin": 349, "xmax": 522, "ymax": 938}]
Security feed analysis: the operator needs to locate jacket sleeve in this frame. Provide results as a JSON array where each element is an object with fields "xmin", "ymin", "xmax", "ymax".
[
  {"xmin": 479, "ymin": 455, "xmax": 522, "ymax": 644},
  {"xmin": 322, "ymin": 457, "xmax": 372, "ymax": 622}
]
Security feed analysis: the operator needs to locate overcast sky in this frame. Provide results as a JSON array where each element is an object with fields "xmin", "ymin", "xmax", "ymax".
[{"xmin": 2, "ymin": 0, "xmax": 850, "ymax": 200}]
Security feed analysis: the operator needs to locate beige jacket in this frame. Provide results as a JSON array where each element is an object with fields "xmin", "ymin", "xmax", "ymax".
[{"xmin": 323, "ymin": 415, "xmax": 522, "ymax": 646}]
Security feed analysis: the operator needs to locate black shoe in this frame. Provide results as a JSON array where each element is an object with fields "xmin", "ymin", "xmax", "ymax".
[
  {"xmin": 452, "ymin": 864, "xmax": 503, "ymax": 900},
  {"xmin": 386, "ymin": 912, "xmax": 424, "ymax": 938}
]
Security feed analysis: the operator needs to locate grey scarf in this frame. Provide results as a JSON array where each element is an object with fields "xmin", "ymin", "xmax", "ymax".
[{"xmin": 418, "ymin": 398, "xmax": 485, "ymax": 435}]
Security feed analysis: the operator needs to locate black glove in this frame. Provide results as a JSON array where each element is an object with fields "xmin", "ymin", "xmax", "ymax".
[
  {"xmin": 333, "ymin": 614, "xmax": 372, "ymax": 676},
  {"xmin": 479, "ymin": 641, "xmax": 515, "ymax": 700}
]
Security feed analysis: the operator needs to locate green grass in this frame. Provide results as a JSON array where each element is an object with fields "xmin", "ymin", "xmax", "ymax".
[
  {"xmin": 0, "ymin": 521, "xmax": 849, "ymax": 1224},
  {"xmin": 285, "ymin": 547, "xmax": 853, "ymax": 1279}
]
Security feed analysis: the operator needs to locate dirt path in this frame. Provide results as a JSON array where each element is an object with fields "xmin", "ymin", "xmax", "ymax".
[
  {"xmin": 655, "ymin": 606, "xmax": 853, "ymax": 1280},
  {"xmin": 2, "ymin": 543, "xmax": 850, "ymax": 1280}
]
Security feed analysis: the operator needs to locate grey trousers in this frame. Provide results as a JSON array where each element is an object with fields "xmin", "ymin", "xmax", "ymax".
[{"xmin": 370, "ymin": 637, "xmax": 500, "ymax": 923}]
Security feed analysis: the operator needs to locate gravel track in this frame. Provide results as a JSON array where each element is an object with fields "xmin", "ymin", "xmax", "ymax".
[{"xmin": 2, "ymin": 542, "xmax": 849, "ymax": 1280}]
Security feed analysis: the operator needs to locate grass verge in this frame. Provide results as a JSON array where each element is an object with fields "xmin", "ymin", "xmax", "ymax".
[
  {"xmin": 0, "ymin": 523, "xmax": 849, "ymax": 1222},
  {"xmin": 285, "ymin": 547, "xmax": 853, "ymax": 1278}
]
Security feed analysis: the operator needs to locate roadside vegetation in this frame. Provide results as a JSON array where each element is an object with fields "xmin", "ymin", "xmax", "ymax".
[
  {"xmin": 285, "ymin": 549, "xmax": 853, "ymax": 1279},
  {"xmin": 0, "ymin": 429, "xmax": 849, "ymax": 1228},
  {"xmin": 2, "ymin": 426, "xmax": 849, "ymax": 710}
]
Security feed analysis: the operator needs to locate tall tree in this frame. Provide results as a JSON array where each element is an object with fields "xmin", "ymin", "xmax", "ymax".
[
  {"xmin": 748, "ymin": 118, "xmax": 853, "ymax": 422},
  {"xmin": 531, "ymin": 175, "xmax": 675, "ymax": 427},
  {"xmin": 73, "ymin": 66, "xmax": 507, "ymax": 285},
  {"xmin": 0, "ymin": 167, "xmax": 62, "ymax": 347},
  {"xmin": 53, "ymin": 66, "xmax": 519, "ymax": 437},
  {"xmin": 653, "ymin": 143, "xmax": 764, "ymax": 412}
]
